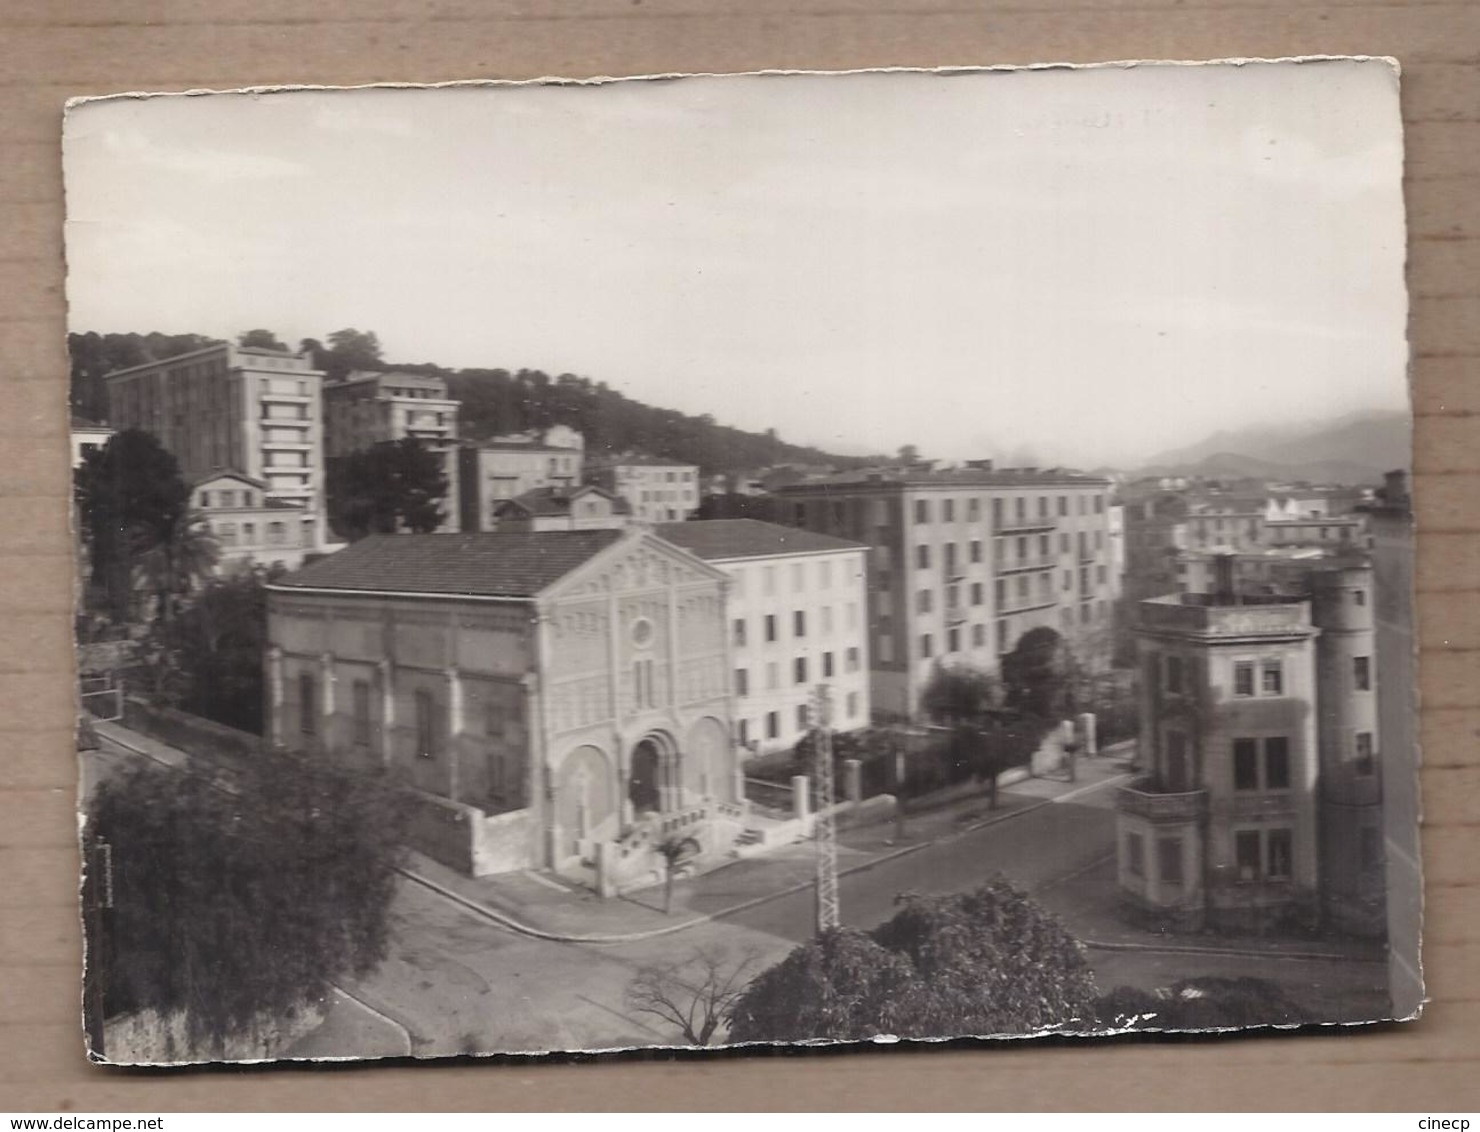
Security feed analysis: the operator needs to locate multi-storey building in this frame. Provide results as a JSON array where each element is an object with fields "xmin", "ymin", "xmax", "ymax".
[
  {"xmin": 590, "ymin": 460, "xmax": 701, "ymax": 524},
  {"xmin": 656, "ymin": 519, "xmax": 870, "ymax": 756},
  {"xmin": 323, "ymin": 369, "xmax": 461, "ymax": 532},
  {"xmin": 457, "ymin": 436, "xmax": 585, "ymax": 532},
  {"xmin": 105, "ymin": 343, "xmax": 329, "ymax": 553},
  {"xmin": 1362, "ymin": 471, "xmax": 1421, "ymax": 1014},
  {"xmin": 772, "ymin": 464, "xmax": 1116, "ymax": 721},
  {"xmin": 322, "ymin": 370, "xmax": 459, "ymax": 457},
  {"xmin": 1115, "ymin": 554, "xmax": 1384, "ymax": 934},
  {"xmin": 265, "ymin": 527, "xmax": 744, "ymax": 889},
  {"xmin": 190, "ymin": 471, "xmax": 316, "ymax": 572}
]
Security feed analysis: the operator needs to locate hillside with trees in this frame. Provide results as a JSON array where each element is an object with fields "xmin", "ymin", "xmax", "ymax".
[{"xmin": 68, "ymin": 329, "xmax": 871, "ymax": 474}]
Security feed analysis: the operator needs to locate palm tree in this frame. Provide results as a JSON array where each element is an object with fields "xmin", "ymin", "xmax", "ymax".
[{"xmin": 134, "ymin": 511, "xmax": 219, "ymax": 624}]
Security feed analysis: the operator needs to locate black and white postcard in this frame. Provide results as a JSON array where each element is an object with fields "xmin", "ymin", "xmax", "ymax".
[{"xmin": 63, "ymin": 58, "xmax": 1419, "ymax": 1065}]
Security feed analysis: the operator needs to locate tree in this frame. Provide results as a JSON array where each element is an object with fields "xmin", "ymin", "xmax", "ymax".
[
  {"xmin": 919, "ymin": 662, "xmax": 998, "ymax": 726},
  {"xmin": 321, "ymin": 328, "xmax": 384, "ymax": 381},
  {"xmin": 727, "ymin": 878, "xmax": 1098, "ymax": 1044},
  {"xmin": 145, "ymin": 567, "xmax": 280, "ymax": 733},
  {"xmin": 326, "ymin": 438, "xmax": 449, "ymax": 540},
  {"xmin": 237, "ymin": 329, "xmax": 287, "ymax": 351},
  {"xmin": 74, "ymin": 430, "xmax": 191, "ymax": 622},
  {"xmin": 83, "ymin": 750, "xmax": 407, "ymax": 1057},
  {"xmin": 624, "ymin": 946, "xmax": 762, "ymax": 1046},
  {"xmin": 1095, "ymin": 977, "xmax": 1313, "ymax": 1032},
  {"xmin": 133, "ymin": 510, "xmax": 219, "ymax": 626},
  {"xmin": 1002, "ymin": 626, "xmax": 1075, "ymax": 722},
  {"xmin": 897, "ymin": 444, "xmax": 920, "ymax": 465}
]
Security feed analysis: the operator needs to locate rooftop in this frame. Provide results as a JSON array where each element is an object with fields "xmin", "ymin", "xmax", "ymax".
[
  {"xmin": 773, "ymin": 466, "xmax": 1111, "ymax": 491},
  {"xmin": 272, "ymin": 529, "xmax": 626, "ymax": 599},
  {"xmin": 1138, "ymin": 590, "xmax": 1313, "ymax": 638},
  {"xmin": 655, "ymin": 518, "xmax": 865, "ymax": 560},
  {"xmin": 498, "ymin": 485, "xmax": 631, "ymax": 516}
]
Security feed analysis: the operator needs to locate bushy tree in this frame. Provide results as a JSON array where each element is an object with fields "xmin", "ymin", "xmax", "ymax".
[
  {"xmin": 83, "ymin": 751, "xmax": 407, "ymax": 1056},
  {"xmin": 133, "ymin": 510, "xmax": 219, "ymax": 626},
  {"xmin": 237, "ymin": 328, "xmax": 287, "ymax": 350},
  {"xmin": 727, "ymin": 878, "xmax": 1098, "ymax": 1044},
  {"xmin": 1094, "ymin": 977, "xmax": 1313, "ymax": 1032},
  {"xmin": 327, "ymin": 438, "xmax": 449, "ymax": 540},
  {"xmin": 919, "ymin": 662, "xmax": 998, "ymax": 726},
  {"xmin": 1002, "ymin": 626, "xmax": 1075, "ymax": 722},
  {"xmin": 144, "ymin": 566, "xmax": 281, "ymax": 733},
  {"xmin": 75, "ymin": 430, "xmax": 191, "ymax": 622}
]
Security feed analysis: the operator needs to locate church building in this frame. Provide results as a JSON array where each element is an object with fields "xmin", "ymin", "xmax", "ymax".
[{"xmin": 264, "ymin": 528, "xmax": 747, "ymax": 888}]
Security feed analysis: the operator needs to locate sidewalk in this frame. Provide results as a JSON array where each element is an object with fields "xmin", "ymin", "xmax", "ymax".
[{"xmin": 400, "ymin": 754, "xmax": 1137, "ymax": 944}]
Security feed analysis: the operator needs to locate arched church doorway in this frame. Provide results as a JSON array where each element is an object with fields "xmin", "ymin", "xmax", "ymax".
[{"xmin": 629, "ymin": 737, "xmax": 662, "ymax": 815}]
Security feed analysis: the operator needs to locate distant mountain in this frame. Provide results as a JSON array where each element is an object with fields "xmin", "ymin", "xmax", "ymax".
[{"xmin": 1141, "ymin": 410, "xmax": 1411, "ymax": 486}]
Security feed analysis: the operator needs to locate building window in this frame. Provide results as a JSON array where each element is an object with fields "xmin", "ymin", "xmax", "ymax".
[
  {"xmin": 945, "ymin": 542, "xmax": 958, "ymax": 574},
  {"xmin": 846, "ymin": 691, "xmax": 859, "ymax": 719},
  {"xmin": 735, "ymin": 669, "xmax": 749, "ymax": 697},
  {"xmin": 1233, "ymin": 738, "xmax": 1259, "ymax": 790},
  {"xmin": 915, "ymin": 499, "xmax": 930, "ymax": 524},
  {"xmin": 1164, "ymin": 654, "xmax": 1184, "ymax": 694},
  {"xmin": 794, "ymin": 610, "xmax": 807, "ymax": 638},
  {"xmin": 766, "ymin": 712, "xmax": 780, "ymax": 740},
  {"xmin": 1265, "ymin": 736, "xmax": 1291, "ymax": 790},
  {"xmin": 943, "ymin": 499, "xmax": 955, "ymax": 522},
  {"xmin": 823, "ymin": 652, "xmax": 835, "ymax": 678},
  {"xmin": 765, "ymin": 615, "xmax": 777, "ymax": 643},
  {"xmin": 1354, "ymin": 655, "xmax": 1372, "ymax": 691},
  {"xmin": 1126, "ymin": 832, "xmax": 1145, "ymax": 878},
  {"xmin": 738, "ymin": 719, "xmax": 751, "ymax": 748},
  {"xmin": 1057, "ymin": 496, "xmax": 1068, "ymax": 517},
  {"xmin": 797, "ymin": 704, "xmax": 810, "ymax": 732},
  {"xmin": 1158, "ymin": 837, "xmax": 1184, "ymax": 886},
  {"xmin": 299, "ymin": 674, "xmax": 317, "ymax": 737},
  {"xmin": 1233, "ymin": 662, "xmax": 1255, "ymax": 697},
  {"xmin": 1015, "ymin": 497, "xmax": 1026, "ymax": 521},
  {"xmin": 634, "ymin": 660, "xmax": 656, "ymax": 709},
  {"xmin": 1354, "ymin": 589, "xmax": 1367, "ymax": 607},
  {"xmin": 972, "ymin": 623, "xmax": 986, "ymax": 647},
  {"xmin": 821, "ymin": 606, "xmax": 834, "ymax": 635},
  {"xmin": 1261, "ymin": 661, "xmax": 1284, "ymax": 695},
  {"xmin": 414, "ymin": 689, "xmax": 437, "ymax": 758},
  {"xmin": 1266, "ymin": 829, "xmax": 1293, "ymax": 880},
  {"xmin": 1355, "ymin": 731, "xmax": 1375, "ymax": 775},
  {"xmin": 845, "ymin": 645, "xmax": 862, "ymax": 673},
  {"xmin": 1235, "ymin": 830, "xmax": 1262, "ymax": 882},
  {"xmin": 968, "ymin": 498, "xmax": 981, "ymax": 521},
  {"xmin": 947, "ymin": 627, "xmax": 960, "ymax": 653},
  {"xmin": 917, "ymin": 589, "xmax": 933, "ymax": 614},
  {"xmin": 920, "ymin": 633, "xmax": 933, "ymax": 659},
  {"xmin": 995, "ymin": 579, "xmax": 1007, "ymax": 607},
  {"xmin": 992, "ymin": 498, "xmax": 1004, "ymax": 527},
  {"xmin": 766, "ymin": 662, "xmax": 779, "ymax": 690},
  {"xmin": 352, "ymin": 680, "xmax": 371, "ymax": 747},
  {"xmin": 794, "ymin": 657, "xmax": 808, "ymax": 685},
  {"xmin": 969, "ymin": 539, "xmax": 982, "ymax": 564},
  {"xmin": 971, "ymin": 582, "xmax": 983, "ymax": 606},
  {"xmin": 916, "ymin": 544, "xmax": 931, "ymax": 570},
  {"xmin": 733, "ymin": 618, "xmax": 747, "ymax": 647}
]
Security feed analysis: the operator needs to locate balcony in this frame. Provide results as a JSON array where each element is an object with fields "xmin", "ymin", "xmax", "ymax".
[
  {"xmin": 999, "ymin": 599, "xmax": 1057, "ymax": 616},
  {"xmin": 998, "ymin": 557, "xmax": 1056, "ymax": 575},
  {"xmin": 1117, "ymin": 776, "xmax": 1208, "ymax": 822},
  {"xmin": 993, "ymin": 518, "xmax": 1056, "ymax": 535}
]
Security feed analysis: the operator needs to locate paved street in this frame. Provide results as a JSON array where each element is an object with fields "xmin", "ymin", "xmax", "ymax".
[{"xmin": 82, "ymin": 727, "xmax": 1385, "ymax": 1061}]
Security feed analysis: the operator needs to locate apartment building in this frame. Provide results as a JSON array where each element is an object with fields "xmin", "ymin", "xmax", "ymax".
[
  {"xmin": 105, "ymin": 342, "xmax": 330, "ymax": 553},
  {"xmin": 1116, "ymin": 555, "xmax": 1384, "ymax": 934},
  {"xmin": 773, "ymin": 464, "xmax": 1116, "ymax": 721},
  {"xmin": 191, "ymin": 471, "xmax": 315, "ymax": 572},
  {"xmin": 590, "ymin": 460, "xmax": 700, "ymax": 524},
  {"xmin": 656, "ymin": 519, "xmax": 870, "ymax": 756},
  {"xmin": 323, "ymin": 369, "xmax": 461, "ymax": 532},
  {"xmin": 457, "ymin": 437, "xmax": 585, "ymax": 532}
]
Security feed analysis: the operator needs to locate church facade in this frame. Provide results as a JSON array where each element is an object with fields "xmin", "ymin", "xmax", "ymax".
[{"xmin": 264, "ymin": 528, "xmax": 746, "ymax": 886}]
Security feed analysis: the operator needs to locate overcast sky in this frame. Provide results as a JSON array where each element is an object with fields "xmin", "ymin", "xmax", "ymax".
[{"xmin": 63, "ymin": 60, "xmax": 1408, "ymax": 468}]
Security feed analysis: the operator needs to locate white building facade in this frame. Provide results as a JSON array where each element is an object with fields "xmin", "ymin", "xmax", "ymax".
[{"xmin": 657, "ymin": 520, "xmax": 870, "ymax": 756}]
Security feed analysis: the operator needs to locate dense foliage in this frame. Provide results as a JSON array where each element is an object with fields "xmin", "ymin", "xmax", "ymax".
[
  {"xmin": 74, "ymin": 429, "xmax": 193, "ymax": 622},
  {"xmin": 141, "ymin": 567, "xmax": 281, "ymax": 734},
  {"xmin": 1094, "ymin": 977, "xmax": 1314, "ymax": 1031},
  {"xmin": 727, "ymin": 878, "xmax": 1098, "ymax": 1043},
  {"xmin": 326, "ymin": 437, "xmax": 450, "ymax": 540},
  {"xmin": 70, "ymin": 329, "xmax": 866, "ymax": 476},
  {"xmin": 84, "ymin": 751, "xmax": 407, "ymax": 1054}
]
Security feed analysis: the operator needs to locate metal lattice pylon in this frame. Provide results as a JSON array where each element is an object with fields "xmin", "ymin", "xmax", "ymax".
[{"xmin": 811, "ymin": 683, "xmax": 840, "ymax": 933}]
